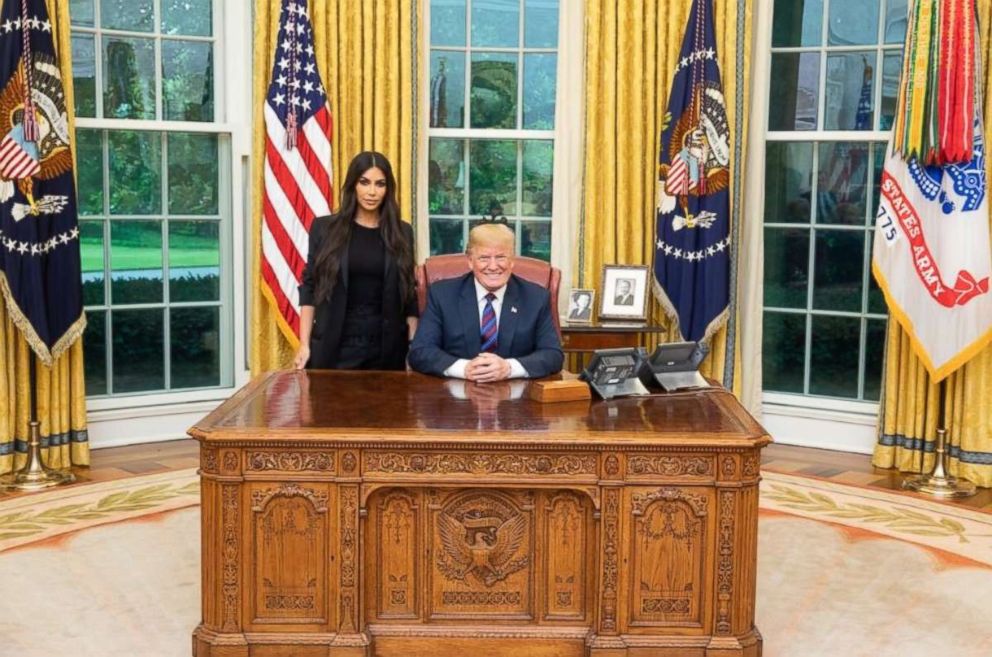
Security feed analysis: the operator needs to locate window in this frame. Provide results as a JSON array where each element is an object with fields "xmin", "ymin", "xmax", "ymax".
[
  {"xmin": 70, "ymin": 0, "xmax": 233, "ymax": 396},
  {"xmin": 426, "ymin": 0, "xmax": 560, "ymax": 261},
  {"xmin": 762, "ymin": 0, "xmax": 905, "ymax": 403}
]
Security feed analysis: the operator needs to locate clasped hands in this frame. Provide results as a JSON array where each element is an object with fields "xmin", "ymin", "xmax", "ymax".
[{"xmin": 465, "ymin": 352, "xmax": 511, "ymax": 383}]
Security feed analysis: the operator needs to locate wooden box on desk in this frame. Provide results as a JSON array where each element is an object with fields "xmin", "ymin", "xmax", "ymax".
[{"xmin": 529, "ymin": 372, "xmax": 591, "ymax": 402}]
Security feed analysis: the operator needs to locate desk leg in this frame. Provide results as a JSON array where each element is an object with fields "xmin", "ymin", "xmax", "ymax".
[
  {"xmin": 193, "ymin": 478, "xmax": 249, "ymax": 657},
  {"xmin": 331, "ymin": 483, "xmax": 370, "ymax": 655},
  {"xmin": 587, "ymin": 485, "xmax": 626, "ymax": 656},
  {"xmin": 706, "ymin": 484, "xmax": 762, "ymax": 657}
]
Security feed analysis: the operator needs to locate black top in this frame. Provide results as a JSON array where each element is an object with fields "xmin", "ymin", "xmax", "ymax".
[
  {"xmin": 298, "ymin": 215, "xmax": 417, "ymax": 370},
  {"xmin": 345, "ymin": 223, "xmax": 386, "ymax": 314}
]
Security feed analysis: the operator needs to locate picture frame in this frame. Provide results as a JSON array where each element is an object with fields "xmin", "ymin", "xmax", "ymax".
[
  {"xmin": 599, "ymin": 265, "xmax": 649, "ymax": 322},
  {"xmin": 565, "ymin": 288, "xmax": 595, "ymax": 324}
]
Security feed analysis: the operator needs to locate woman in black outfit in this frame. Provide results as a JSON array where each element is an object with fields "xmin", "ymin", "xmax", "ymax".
[{"xmin": 294, "ymin": 151, "xmax": 417, "ymax": 370}]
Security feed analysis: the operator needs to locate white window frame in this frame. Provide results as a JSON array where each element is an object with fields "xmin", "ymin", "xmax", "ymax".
[
  {"xmin": 748, "ymin": 0, "xmax": 894, "ymax": 454},
  {"xmin": 78, "ymin": 0, "xmax": 252, "ymax": 447},
  {"xmin": 416, "ymin": 0, "xmax": 585, "ymax": 315}
]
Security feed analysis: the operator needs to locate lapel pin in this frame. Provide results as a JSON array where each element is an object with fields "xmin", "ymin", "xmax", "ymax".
[{"xmin": 511, "ymin": 306, "xmax": 518, "ymax": 313}]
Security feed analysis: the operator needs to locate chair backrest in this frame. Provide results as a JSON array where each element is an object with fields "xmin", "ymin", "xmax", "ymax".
[{"xmin": 415, "ymin": 254, "xmax": 562, "ymax": 337}]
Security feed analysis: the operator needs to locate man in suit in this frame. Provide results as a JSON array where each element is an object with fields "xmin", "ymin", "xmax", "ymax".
[
  {"xmin": 614, "ymin": 278, "xmax": 634, "ymax": 306},
  {"xmin": 409, "ymin": 223, "xmax": 563, "ymax": 381}
]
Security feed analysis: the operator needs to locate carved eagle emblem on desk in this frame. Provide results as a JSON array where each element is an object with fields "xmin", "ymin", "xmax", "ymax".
[{"xmin": 436, "ymin": 510, "xmax": 529, "ymax": 587}]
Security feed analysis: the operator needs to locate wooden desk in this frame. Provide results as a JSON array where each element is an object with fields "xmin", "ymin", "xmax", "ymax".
[
  {"xmin": 561, "ymin": 322, "xmax": 667, "ymax": 353},
  {"xmin": 190, "ymin": 371, "xmax": 768, "ymax": 657}
]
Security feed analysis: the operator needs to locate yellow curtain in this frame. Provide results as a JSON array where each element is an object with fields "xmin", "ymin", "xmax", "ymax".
[
  {"xmin": 580, "ymin": 0, "xmax": 752, "ymax": 389},
  {"xmin": 0, "ymin": 0, "xmax": 89, "ymax": 474},
  {"xmin": 250, "ymin": 0, "xmax": 418, "ymax": 374},
  {"xmin": 873, "ymin": 0, "xmax": 992, "ymax": 487}
]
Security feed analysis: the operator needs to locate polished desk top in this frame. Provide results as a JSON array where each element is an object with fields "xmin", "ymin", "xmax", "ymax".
[{"xmin": 192, "ymin": 371, "xmax": 768, "ymax": 449}]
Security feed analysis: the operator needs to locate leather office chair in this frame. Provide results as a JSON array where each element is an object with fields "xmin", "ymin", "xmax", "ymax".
[{"xmin": 414, "ymin": 253, "xmax": 562, "ymax": 337}]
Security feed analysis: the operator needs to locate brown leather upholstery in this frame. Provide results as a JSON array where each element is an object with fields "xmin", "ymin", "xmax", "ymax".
[{"xmin": 415, "ymin": 254, "xmax": 562, "ymax": 337}]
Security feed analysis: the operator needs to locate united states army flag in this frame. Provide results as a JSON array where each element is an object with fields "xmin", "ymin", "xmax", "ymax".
[{"xmin": 872, "ymin": 118, "xmax": 992, "ymax": 380}]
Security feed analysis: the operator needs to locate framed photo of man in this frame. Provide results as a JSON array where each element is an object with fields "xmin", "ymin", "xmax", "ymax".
[
  {"xmin": 599, "ymin": 265, "xmax": 649, "ymax": 321},
  {"xmin": 566, "ymin": 288, "xmax": 595, "ymax": 323}
]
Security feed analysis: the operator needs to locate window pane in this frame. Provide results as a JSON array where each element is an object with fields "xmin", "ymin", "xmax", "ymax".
[
  {"xmin": 772, "ymin": 0, "xmax": 822, "ymax": 47},
  {"xmin": 429, "ymin": 218, "xmax": 464, "ymax": 255},
  {"xmin": 72, "ymin": 34, "xmax": 96, "ymax": 118},
  {"xmin": 813, "ymin": 229, "xmax": 864, "ymax": 312},
  {"xmin": 109, "ymin": 131, "xmax": 161, "ymax": 215},
  {"xmin": 764, "ymin": 228, "xmax": 809, "ymax": 309},
  {"xmin": 523, "ymin": 53, "xmax": 556, "ymax": 129},
  {"xmin": 769, "ymin": 52, "xmax": 819, "ymax": 131},
  {"xmin": 430, "ymin": 50, "xmax": 465, "ymax": 128},
  {"xmin": 83, "ymin": 310, "xmax": 106, "ymax": 395},
  {"xmin": 161, "ymin": 0, "xmax": 212, "ymax": 36},
  {"xmin": 431, "ymin": 0, "xmax": 466, "ymax": 47},
  {"xmin": 764, "ymin": 142, "xmax": 813, "ymax": 224},
  {"xmin": 169, "ymin": 221, "xmax": 219, "ymax": 302},
  {"xmin": 101, "ymin": 0, "xmax": 153, "ymax": 32},
  {"xmin": 76, "ymin": 129, "xmax": 104, "ymax": 215},
  {"xmin": 816, "ymin": 142, "xmax": 868, "ymax": 225},
  {"xmin": 469, "ymin": 140, "xmax": 517, "ymax": 215},
  {"xmin": 168, "ymin": 133, "xmax": 218, "ymax": 214},
  {"xmin": 763, "ymin": 312, "xmax": 805, "ymax": 393},
  {"xmin": 71, "ymin": 0, "xmax": 95, "ymax": 27},
  {"xmin": 112, "ymin": 309, "xmax": 164, "ymax": 392},
  {"xmin": 162, "ymin": 39, "xmax": 214, "ymax": 121},
  {"xmin": 828, "ymin": 0, "xmax": 880, "ymax": 46},
  {"xmin": 104, "ymin": 36, "xmax": 156, "ymax": 119},
  {"xmin": 871, "ymin": 142, "xmax": 886, "ymax": 220},
  {"xmin": 471, "ymin": 52, "xmax": 518, "ymax": 129},
  {"xmin": 525, "ymin": 0, "xmax": 558, "ymax": 48},
  {"xmin": 809, "ymin": 315, "xmax": 859, "ymax": 397},
  {"xmin": 879, "ymin": 52, "xmax": 902, "ymax": 130},
  {"xmin": 171, "ymin": 306, "xmax": 220, "ymax": 388},
  {"xmin": 428, "ymin": 138, "xmax": 465, "ymax": 215},
  {"xmin": 863, "ymin": 319, "xmax": 886, "ymax": 401},
  {"xmin": 522, "ymin": 140, "xmax": 553, "ymax": 216},
  {"xmin": 520, "ymin": 220, "xmax": 550, "ymax": 261},
  {"xmin": 111, "ymin": 220, "xmax": 162, "ymax": 304},
  {"xmin": 824, "ymin": 52, "xmax": 875, "ymax": 131},
  {"xmin": 81, "ymin": 221, "xmax": 105, "ymax": 306},
  {"xmin": 472, "ymin": 0, "xmax": 519, "ymax": 47},
  {"xmin": 884, "ymin": 0, "xmax": 908, "ymax": 44}
]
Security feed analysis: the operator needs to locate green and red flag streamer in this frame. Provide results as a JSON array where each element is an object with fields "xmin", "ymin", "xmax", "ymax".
[{"xmin": 893, "ymin": 0, "xmax": 975, "ymax": 164}]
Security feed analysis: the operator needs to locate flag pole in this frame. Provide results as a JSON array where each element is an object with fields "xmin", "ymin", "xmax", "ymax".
[
  {"xmin": 902, "ymin": 378, "xmax": 975, "ymax": 498},
  {"xmin": 0, "ymin": 356, "xmax": 74, "ymax": 491}
]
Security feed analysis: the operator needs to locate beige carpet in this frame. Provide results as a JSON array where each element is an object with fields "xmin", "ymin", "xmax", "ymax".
[{"xmin": 1, "ymin": 469, "xmax": 990, "ymax": 656}]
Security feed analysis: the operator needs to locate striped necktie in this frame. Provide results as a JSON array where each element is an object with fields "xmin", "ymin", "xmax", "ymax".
[{"xmin": 480, "ymin": 292, "xmax": 498, "ymax": 353}]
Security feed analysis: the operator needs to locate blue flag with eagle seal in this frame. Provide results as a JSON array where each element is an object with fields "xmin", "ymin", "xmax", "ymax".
[
  {"xmin": 654, "ymin": 0, "xmax": 730, "ymax": 343},
  {"xmin": 0, "ymin": 0, "xmax": 84, "ymax": 366}
]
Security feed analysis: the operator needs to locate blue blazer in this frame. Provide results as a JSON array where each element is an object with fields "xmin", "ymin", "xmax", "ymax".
[{"xmin": 409, "ymin": 273, "xmax": 564, "ymax": 378}]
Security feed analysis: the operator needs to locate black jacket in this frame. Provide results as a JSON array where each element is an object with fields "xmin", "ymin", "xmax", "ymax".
[{"xmin": 298, "ymin": 215, "xmax": 417, "ymax": 369}]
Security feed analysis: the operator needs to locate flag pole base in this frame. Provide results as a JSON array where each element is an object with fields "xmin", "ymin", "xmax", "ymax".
[
  {"xmin": 0, "ymin": 421, "xmax": 75, "ymax": 492},
  {"xmin": 902, "ymin": 428, "xmax": 976, "ymax": 498}
]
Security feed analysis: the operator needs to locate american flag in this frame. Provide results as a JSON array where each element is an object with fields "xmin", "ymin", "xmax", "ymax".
[{"xmin": 262, "ymin": 0, "xmax": 333, "ymax": 339}]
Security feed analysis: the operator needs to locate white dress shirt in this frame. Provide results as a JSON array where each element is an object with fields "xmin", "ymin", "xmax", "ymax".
[{"xmin": 443, "ymin": 279, "xmax": 529, "ymax": 379}]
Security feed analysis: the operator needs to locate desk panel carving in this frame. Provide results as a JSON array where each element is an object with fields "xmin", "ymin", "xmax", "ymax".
[
  {"xmin": 365, "ymin": 451, "xmax": 598, "ymax": 476},
  {"xmin": 191, "ymin": 371, "xmax": 768, "ymax": 657}
]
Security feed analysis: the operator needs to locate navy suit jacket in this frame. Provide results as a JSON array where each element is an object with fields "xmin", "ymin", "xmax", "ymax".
[{"xmin": 408, "ymin": 273, "xmax": 564, "ymax": 378}]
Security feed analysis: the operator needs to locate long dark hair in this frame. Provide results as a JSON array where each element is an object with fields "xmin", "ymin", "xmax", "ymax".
[{"xmin": 312, "ymin": 151, "xmax": 414, "ymax": 305}]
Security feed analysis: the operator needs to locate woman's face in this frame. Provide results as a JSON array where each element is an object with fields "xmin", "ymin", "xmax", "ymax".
[{"xmin": 356, "ymin": 166, "xmax": 387, "ymax": 212}]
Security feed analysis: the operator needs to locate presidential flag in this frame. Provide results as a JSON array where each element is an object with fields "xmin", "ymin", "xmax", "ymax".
[
  {"xmin": 261, "ymin": 0, "xmax": 333, "ymax": 341},
  {"xmin": 0, "ymin": 0, "xmax": 84, "ymax": 366},
  {"xmin": 872, "ymin": 4, "xmax": 992, "ymax": 381},
  {"xmin": 653, "ymin": 0, "xmax": 730, "ymax": 343}
]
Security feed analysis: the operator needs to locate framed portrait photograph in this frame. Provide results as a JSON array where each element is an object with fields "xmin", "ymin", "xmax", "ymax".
[
  {"xmin": 565, "ymin": 288, "xmax": 595, "ymax": 323},
  {"xmin": 599, "ymin": 265, "xmax": 650, "ymax": 322}
]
